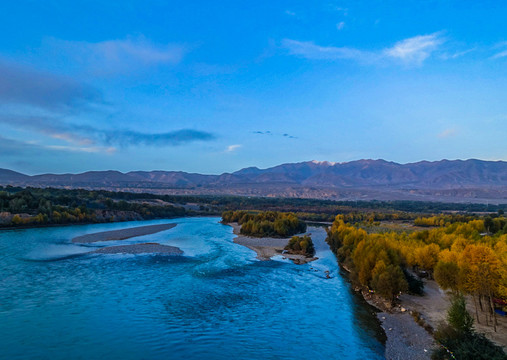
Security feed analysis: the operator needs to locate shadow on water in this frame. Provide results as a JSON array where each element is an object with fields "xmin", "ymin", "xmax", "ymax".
[
  {"xmin": 21, "ymin": 253, "xmax": 87, "ymax": 262},
  {"xmin": 343, "ymin": 267, "xmax": 388, "ymax": 346}
]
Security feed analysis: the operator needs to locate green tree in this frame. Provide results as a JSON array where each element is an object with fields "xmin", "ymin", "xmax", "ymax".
[{"xmin": 448, "ymin": 294, "xmax": 474, "ymax": 335}]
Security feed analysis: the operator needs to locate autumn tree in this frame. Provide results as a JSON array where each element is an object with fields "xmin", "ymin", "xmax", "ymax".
[
  {"xmin": 414, "ymin": 243, "xmax": 440, "ymax": 278},
  {"xmin": 435, "ymin": 261, "xmax": 460, "ymax": 294},
  {"xmin": 371, "ymin": 265, "xmax": 408, "ymax": 305},
  {"xmin": 459, "ymin": 244, "xmax": 501, "ymax": 331}
]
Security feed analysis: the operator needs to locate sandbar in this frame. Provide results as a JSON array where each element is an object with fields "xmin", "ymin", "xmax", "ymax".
[
  {"xmin": 72, "ymin": 223, "xmax": 177, "ymax": 243},
  {"xmin": 92, "ymin": 242, "xmax": 183, "ymax": 255}
]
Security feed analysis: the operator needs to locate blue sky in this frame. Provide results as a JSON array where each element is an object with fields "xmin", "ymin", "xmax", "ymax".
[{"xmin": 0, "ymin": 1, "xmax": 506, "ymax": 174}]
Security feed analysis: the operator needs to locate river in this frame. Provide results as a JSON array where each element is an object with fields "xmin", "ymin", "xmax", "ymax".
[{"xmin": 0, "ymin": 217, "xmax": 385, "ymax": 359}]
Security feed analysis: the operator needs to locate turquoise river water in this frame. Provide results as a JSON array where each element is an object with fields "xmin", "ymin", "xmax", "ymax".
[{"xmin": 0, "ymin": 217, "xmax": 385, "ymax": 359}]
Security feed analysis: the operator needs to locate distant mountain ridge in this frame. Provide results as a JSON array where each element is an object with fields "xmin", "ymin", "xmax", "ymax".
[{"xmin": 1, "ymin": 159, "xmax": 506, "ymax": 203}]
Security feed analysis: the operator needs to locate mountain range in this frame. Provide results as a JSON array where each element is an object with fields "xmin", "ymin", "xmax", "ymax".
[{"xmin": 1, "ymin": 159, "xmax": 506, "ymax": 204}]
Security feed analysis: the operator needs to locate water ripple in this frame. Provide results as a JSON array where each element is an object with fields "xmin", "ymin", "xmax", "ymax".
[{"xmin": 0, "ymin": 218, "xmax": 384, "ymax": 360}]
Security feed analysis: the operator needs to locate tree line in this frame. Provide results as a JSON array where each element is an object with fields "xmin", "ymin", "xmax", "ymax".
[
  {"xmin": 221, "ymin": 210, "xmax": 307, "ymax": 238},
  {"xmin": 326, "ymin": 215, "xmax": 507, "ymax": 321},
  {"xmin": 326, "ymin": 214, "xmax": 507, "ymax": 359},
  {"xmin": 0, "ymin": 187, "xmax": 186, "ymax": 227}
]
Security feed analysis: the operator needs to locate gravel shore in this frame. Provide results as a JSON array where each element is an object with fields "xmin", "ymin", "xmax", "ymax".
[
  {"xmin": 93, "ymin": 242, "xmax": 183, "ymax": 255},
  {"xmin": 379, "ymin": 312, "xmax": 435, "ymax": 360},
  {"xmin": 72, "ymin": 223, "xmax": 177, "ymax": 243}
]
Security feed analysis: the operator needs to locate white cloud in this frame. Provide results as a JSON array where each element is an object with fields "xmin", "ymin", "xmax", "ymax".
[
  {"xmin": 226, "ymin": 144, "xmax": 241, "ymax": 152},
  {"xmin": 282, "ymin": 32, "xmax": 445, "ymax": 66},
  {"xmin": 336, "ymin": 22, "xmax": 345, "ymax": 30},
  {"xmin": 285, "ymin": 10, "xmax": 296, "ymax": 16},
  {"xmin": 384, "ymin": 33, "xmax": 444, "ymax": 65}
]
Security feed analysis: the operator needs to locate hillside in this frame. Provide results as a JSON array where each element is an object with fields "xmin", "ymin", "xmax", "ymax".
[{"xmin": 1, "ymin": 159, "xmax": 506, "ymax": 203}]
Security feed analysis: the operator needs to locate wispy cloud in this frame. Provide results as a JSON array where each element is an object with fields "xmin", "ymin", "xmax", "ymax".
[
  {"xmin": 0, "ymin": 57, "xmax": 214, "ymax": 150},
  {"xmin": 0, "ymin": 135, "xmax": 113, "ymax": 156},
  {"xmin": 281, "ymin": 39, "xmax": 367, "ymax": 61},
  {"xmin": 282, "ymin": 32, "xmax": 445, "ymax": 66},
  {"xmin": 438, "ymin": 128, "xmax": 458, "ymax": 138},
  {"xmin": 384, "ymin": 33, "xmax": 445, "ymax": 65},
  {"xmin": 0, "ymin": 136, "xmax": 116, "ymax": 175},
  {"xmin": 336, "ymin": 22, "xmax": 345, "ymax": 30},
  {"xmin": 45, "ymin": 36, "xmax": 187, "ymax": 75},
  {"xmin": 492, "ymin": 50, "xmax": 507, "ymax": 59},
  {"xmin": 0, "ymin": 115, "xmax": 95, "ymax": 145},
  {"xmin": 0, "ymin": 59, "xmax": 102, "ymax": 110},
  {"xmin": 102, "ymin": 129, "xmax": 216, "ymax": 147},
  {"xmin": 44, "ymin": 144, "xmax": 116, "ymax": 153},
  {"xmin": 491, "ymin": 42, "xmax": 507, "ymax": 59},
  {"xmin": 440, "ymin": 47, "xmax": 476, "ymax": 60},
  {"xmin": 225, "ymin": 144, "xmax": 241, "ymax": 152},
  {"xmin": 0, "ymin": 115, "xmax": 216, "ymax": 149}
]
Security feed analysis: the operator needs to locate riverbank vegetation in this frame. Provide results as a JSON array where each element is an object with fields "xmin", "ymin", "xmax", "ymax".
[
  {"xmin": 326, "ymin": 214, "xmax": 507, "ymax": 325},
  {"xmin": 0, "ymin": 186, "xmax": 186, "ymax": 227},
  {"xmin": 221, "ymin": 210, "xmax": 307, "ymax": 237},
  {"xmin": 326, "ymin": 212, "xmax": 507, "ymax": 358}
]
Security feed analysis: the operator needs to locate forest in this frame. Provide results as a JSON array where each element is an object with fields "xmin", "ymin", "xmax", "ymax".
[
  {"xmin": 221, "ymin": 210, "xmax": 307, "ymax": 237},
  {"xmin": 326, "ymin": 213, "xmax": 507, "ymax": 359}
]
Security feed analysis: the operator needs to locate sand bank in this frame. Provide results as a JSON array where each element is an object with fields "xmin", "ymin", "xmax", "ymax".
[
  {"xmin": 229, "ymin": 223, "xmax": 317, "ymax": 264},
  {"xmin": 93, "ymin": 242, "xmax": 183, "ymax": 255},
  {"xmin": 72, "ymin": 223, "xmax": 177, "ymax": 243}
]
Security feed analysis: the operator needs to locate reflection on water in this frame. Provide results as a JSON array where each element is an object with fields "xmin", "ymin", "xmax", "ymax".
[{"xmin": 0, "ymin": 217, "xmax": 384, "ymax": 359}]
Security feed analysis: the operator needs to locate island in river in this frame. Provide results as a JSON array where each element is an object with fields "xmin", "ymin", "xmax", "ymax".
[
  {"xmin": 229, "ymin": 222, "xmax": 318, "ymax": 264},
  {"xmin": 72, "ymin": 223, "xmax": 182, "ymax": 256}
]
